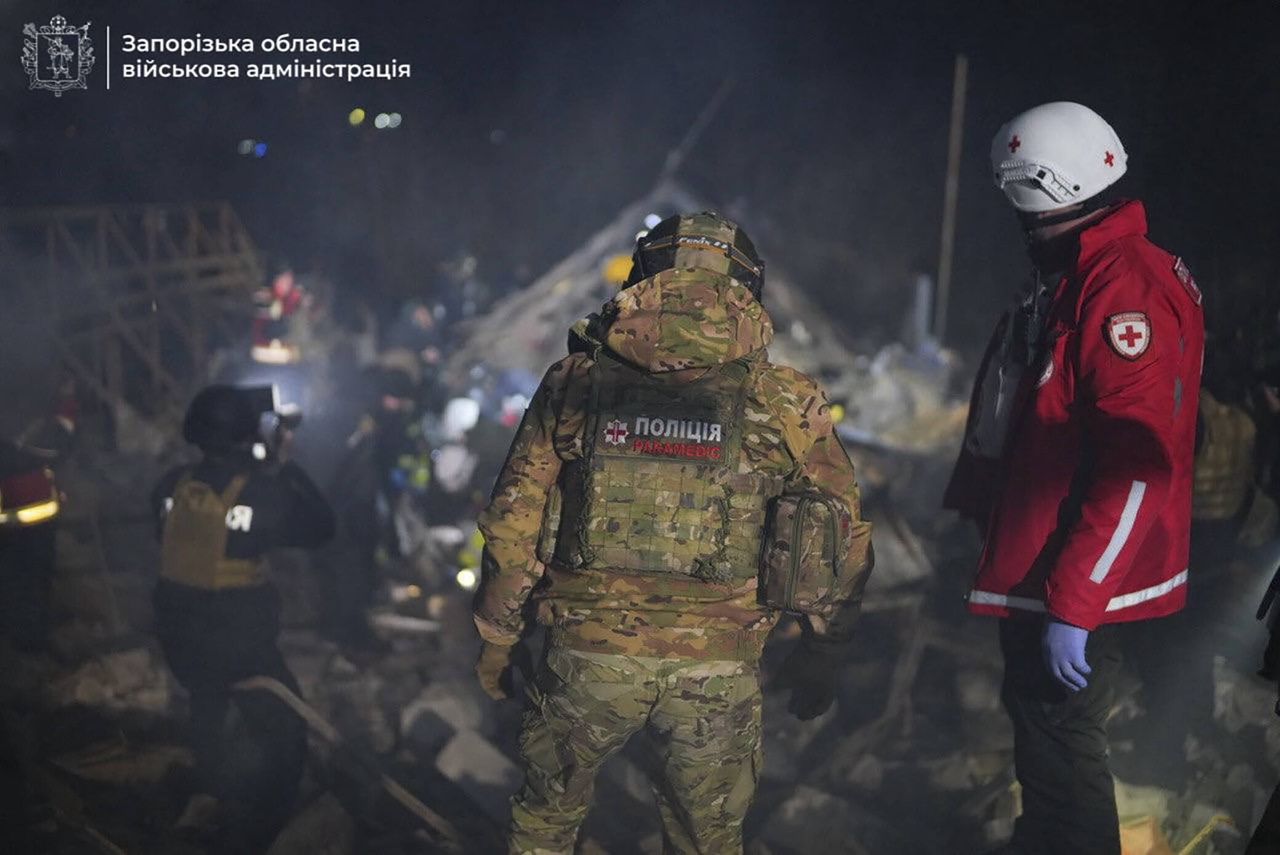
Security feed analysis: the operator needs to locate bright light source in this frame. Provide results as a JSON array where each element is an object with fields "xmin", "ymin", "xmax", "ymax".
[
  {"xmin": 348, "ymin": 107, "xmax": 366, "ymax": 127},
  {"xmin": 456, "ymin": 568, "xmax": 478, "ymax": 590},
  {"xmin": 253, "ymin": 141, "xmax": 268, "ymax": 158},
  {"xmin": 644, "ymin": 213, "xmax": 662, "ymax": 229},
  {"xmin": 387, "ymin": 112, "xmax": 402, "ymax": 129},
  {"xmin": 374, "ymin": 113, "xmax": 390, "ymax": 129},
  {"xmin": 237, "ymin": 139, "xmax": 254, "ymax": 156}
]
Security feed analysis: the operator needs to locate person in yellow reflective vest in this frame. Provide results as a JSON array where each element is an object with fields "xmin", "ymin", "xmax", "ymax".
[{"xmin": 152, "ymin": 386, "xmax": 334, "ymax": 853}]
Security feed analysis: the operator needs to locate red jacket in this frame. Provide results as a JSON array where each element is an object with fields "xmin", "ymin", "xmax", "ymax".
[{"xmin": 945, "ymin": 201, "xmax": 1204, "ymax": 630}]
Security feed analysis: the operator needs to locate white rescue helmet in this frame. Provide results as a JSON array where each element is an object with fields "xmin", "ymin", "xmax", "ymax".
[
  {"xmin": 441, "ymin": 397, "xmax": 480, "ymax": 442},
  {"xmin": 991, "ymin": 102, "xmax": 1127, "ymax": 213}
]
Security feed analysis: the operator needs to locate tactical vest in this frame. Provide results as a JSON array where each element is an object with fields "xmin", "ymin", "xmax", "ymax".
[
  {"xmin": 160, "ymin": 472, "xmax": 264, "ymax": 590},
  {"xmin": 1192, "ymin": 391, "xmax": 1255, "ymax": 522},
  {"xmin": 553, "ymin": 351, "xmax": 780, "ymax": 584}
]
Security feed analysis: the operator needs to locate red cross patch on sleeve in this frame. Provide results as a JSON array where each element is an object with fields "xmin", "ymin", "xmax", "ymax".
[{"xmin": 1106, "ymin": 312, "xmax": 1152, "ymax": 360}]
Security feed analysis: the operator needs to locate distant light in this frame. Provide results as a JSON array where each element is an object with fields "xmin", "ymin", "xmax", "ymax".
[
  {"xmin": 387, "ymin": 112, "xmax": 402, "ymax": 129},
  {"xmin": 643, "ymin": 213, "xmax": 662, "ymax": 229},
  {"xmin": 253, "ymin": 141, "xmax": 268, "ymax": 158},
  {"xmin": 456, "ymin": 568, "xmax": 478, "ymax": 590},
  {"xmin": 374, "ymin": 113, "xmax": 390, "ymax": 129},
  {"xmin": 348, "ymin": 108, "xmax": 366, "ymax": 127},
  {"xmin": 237, "ymin": 139, "xmax": 254, "ymax": 155},
  {"xmin": 251, "ymin": 341, "xmax": 299, "ymax": 365}
]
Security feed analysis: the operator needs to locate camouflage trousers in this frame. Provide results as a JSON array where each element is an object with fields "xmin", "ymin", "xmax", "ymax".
[{"xmin": 509, "ymin": 645, "xmax": 763, "ymax": 855}]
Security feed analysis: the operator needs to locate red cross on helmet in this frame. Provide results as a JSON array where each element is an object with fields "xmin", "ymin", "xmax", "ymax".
[{"xmin": 990, "ymin": 102, "xmax": 1128, "ymax": 213}]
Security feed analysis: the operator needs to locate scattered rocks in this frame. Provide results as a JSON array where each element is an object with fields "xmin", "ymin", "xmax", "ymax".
[{"xmin": 435, "ymin": 729, "xmax": 520, "ymax": 823}]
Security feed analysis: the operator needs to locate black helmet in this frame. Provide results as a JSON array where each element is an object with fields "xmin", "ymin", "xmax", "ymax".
[
  {"xmin": 182, "ymin": 385, "xmax": 259, "ymax": 453},
  {"xmin": 625, "ymin": 211, "xmax": 765, "ymax": 301}
]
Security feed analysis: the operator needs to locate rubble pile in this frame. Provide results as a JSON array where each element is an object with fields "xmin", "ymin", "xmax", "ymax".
[
  {"xmin": 2, "ymin": 223, "xmax": 1275, "ymax": 855},
  {"xmin": 6, "ymin": 421, "xmax": 1279, "ymax": 854}
]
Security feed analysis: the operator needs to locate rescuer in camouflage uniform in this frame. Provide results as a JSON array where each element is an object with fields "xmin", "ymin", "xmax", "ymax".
[{"xmin": 474, "ymin": 212, "xmax": 873, "ymax": 855}]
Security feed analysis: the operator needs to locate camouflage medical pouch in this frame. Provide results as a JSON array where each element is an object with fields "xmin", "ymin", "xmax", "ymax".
[{"xmin": 760, "ymin": 491, "xmax": 865, "ymax": 616}]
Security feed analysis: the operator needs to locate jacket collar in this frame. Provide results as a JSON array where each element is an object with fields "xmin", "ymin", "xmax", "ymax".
[{"xmin": 1076, "ymin": 199, "xmax": 1147, "ymax": 270}]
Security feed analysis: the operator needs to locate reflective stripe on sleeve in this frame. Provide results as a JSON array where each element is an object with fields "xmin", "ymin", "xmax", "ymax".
[{"xmin": 1089, "ymin": 480, "xmax": 1147, "ymax": 584}]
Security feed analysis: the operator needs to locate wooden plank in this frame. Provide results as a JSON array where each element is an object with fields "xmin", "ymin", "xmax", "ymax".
[{"xmin": 3, "ymin": 202, "xmax": 263, "ymax": 416}]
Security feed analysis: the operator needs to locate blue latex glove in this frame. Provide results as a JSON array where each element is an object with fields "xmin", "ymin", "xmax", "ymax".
[{"xmin": 1042, "ymin": 619, "xmax": 1091, "ymax": 692}]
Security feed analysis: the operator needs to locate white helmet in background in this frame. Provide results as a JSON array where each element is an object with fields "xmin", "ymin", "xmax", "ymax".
[
  {"xmin": 991, "ymin": 102, "xmax": 1127, "ymax": 213},
  {"xmin": 441, "ymin": 397, "xmax": 480, "ymax": 442}
]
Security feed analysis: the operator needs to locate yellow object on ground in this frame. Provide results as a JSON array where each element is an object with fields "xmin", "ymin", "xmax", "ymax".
[
  {"xmin": 601, "ymin": 253, "xmax": 634, "ymax": 286},
  {"xmin": 1176, "ymin": 814, "xmax": 1236, "ymax": 855},
  {"xmin": 1120, "ymin": 816, "xmax": 1175, "ymax": 855}
]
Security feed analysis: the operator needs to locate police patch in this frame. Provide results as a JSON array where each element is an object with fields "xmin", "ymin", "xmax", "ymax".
[
  {"xmin": 596, "ymin": 412, "xmax": 727, "ymax": 462},
  {"xmin": 1173, "ymin": 257, "xmax": 1201, "ymax": 305},
  {"xmin": 1106, "ymin": 312, "xmax": 1151, "ymax": 360}
]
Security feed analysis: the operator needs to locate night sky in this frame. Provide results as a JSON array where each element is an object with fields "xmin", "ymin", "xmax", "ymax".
[{"xmin": 5, "ymin": 0, "xmax": 1280, "ymax": 351}]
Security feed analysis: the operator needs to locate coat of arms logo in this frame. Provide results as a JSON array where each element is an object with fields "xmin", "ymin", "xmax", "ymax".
[{"xmin": 22, "ymin": 16, "xmax": 95, "ymax": 97}]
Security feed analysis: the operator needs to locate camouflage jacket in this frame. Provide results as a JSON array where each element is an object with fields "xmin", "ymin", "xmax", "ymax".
[{"xmin": 474, "ymin": 269, "xmax": 871, "ymax": 660}]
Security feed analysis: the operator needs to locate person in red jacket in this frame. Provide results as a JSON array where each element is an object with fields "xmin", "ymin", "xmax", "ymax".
[{"xmin": 945, "ymin": 102, "xmax": 1204, "ymax": 855}]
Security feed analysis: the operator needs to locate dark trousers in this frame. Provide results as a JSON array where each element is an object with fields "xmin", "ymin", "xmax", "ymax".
[
  {"xmin": 0, "ymin": 525, "xmax": 56, "ymax": 651},
  {"xmin": 999, "ymin": 618, "xmax": 1122, "ymax": 855},
  {"xmin": 1248, "ymin": 781, "xmax": 1280, "ymax": 853},
  {"xmin": 154, "ymin": 581, "xmax": 307, "ymax": 854}
]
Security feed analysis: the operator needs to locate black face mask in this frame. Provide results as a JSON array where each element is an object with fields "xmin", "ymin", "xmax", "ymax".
[{"xmin": 1023, "ymin": 229, "xmax": 1081, "ymax": 274}]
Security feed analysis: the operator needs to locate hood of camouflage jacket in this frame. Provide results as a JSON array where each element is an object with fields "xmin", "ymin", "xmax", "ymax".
[{"xmin": 596, "ymin": 269, "xmax": 774, "ymax": 373}]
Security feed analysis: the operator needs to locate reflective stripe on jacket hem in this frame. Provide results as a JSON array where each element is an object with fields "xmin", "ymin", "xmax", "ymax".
[{"xmin": 967, "ymin": 569, "xmax": 1188, "ymax": 614}]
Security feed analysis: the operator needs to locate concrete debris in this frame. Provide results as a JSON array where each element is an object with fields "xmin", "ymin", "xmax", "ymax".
[
  {"xmin": 402, "ymin": 679, "xmax": 489, "ymax": 757},
  {"xmin": 50, "ymin": 740, "xmax": 190, "ymax": 786},
  {"xmin": 265, "ymin": 792, "xmax": 356, "ymax": 855},
  {"xmin": 759, "ymin": 689, "xmax": 837, "ymax": 783},
  {"xmin": 320, "ymin": 672, "xmax": 398, "ymax": 755},
  {"xmin": 46, "ymin": 647, "xmax": 172, "ymax": 715},
  {"xmin": 836, "ymin": 342, "xmax": 966, "ymax": 455},
  {"xmin": 370, "ymin": 613, "xmax": 443, "ymax": 634},
  {"xmin": 845, "ymin": 754, "xmax": 884, "ymax": 791},
  {"xmin": 928, "ymin": 753, "xmax": 991, "ymax": 792},
  {"xmin": 1115, "ymin": 779, "xmax": 1178, "ymax": 822},
  {"xmin": 435, "ymin": 729, "xmax": 521, "ymax": 823},
  {"xmin": 7, "ymin": 232, "xmax": 1274, "ymax": 855},
  {"xmin": 111, "ymin": 401, "xmax": 172, "ymax": 458},
  {"xmin": 955, "ymin": 667, "xmax": 1002, "ymax": 714},
  {"xmin": 759, "ymin": 786, "xmax": 881, "ymax": 855},
  {"xmin": 863, "ymin": 506, "xmax": 934, "ymax": 590},
  {"xmin": 1213, "ymin": 655, "xmax": 1278, "ymax": 738}
]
